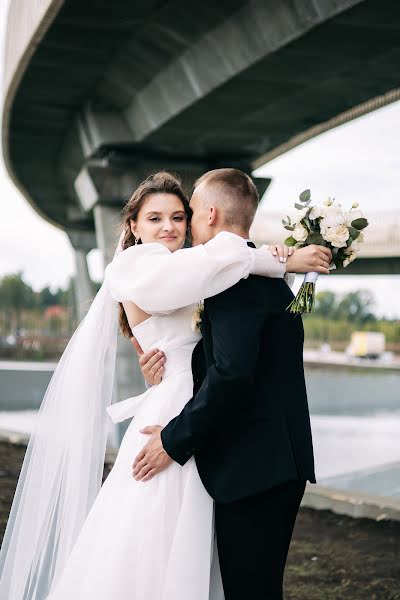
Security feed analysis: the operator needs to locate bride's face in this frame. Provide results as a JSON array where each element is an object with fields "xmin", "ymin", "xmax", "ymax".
[{"xmin": 130, "ymin": 193, "xmax": 188, "ymax": 252}]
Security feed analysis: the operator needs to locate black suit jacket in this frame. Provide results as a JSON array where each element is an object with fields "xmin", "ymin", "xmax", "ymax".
[{"xmin": 161, "ymin": 244, "xmax": 316, "ymax": 503}]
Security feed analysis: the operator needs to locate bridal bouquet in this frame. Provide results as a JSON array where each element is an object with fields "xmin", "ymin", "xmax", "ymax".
[
  {"xmin": 283, "ymin": 189, "xmax": 369, "ymax": 314},
  {"xmin": 191, "ymin": 302, "xmax": 204, "ymax": 333}
]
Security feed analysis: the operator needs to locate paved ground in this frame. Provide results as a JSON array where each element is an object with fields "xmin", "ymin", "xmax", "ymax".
[
  {"xmin": 1, "ymin": 441, "xmax": 399, "ymax": 599},
  {"xmin": 321, "ymin": 461, "xmax": 400, "ymax": 498}
]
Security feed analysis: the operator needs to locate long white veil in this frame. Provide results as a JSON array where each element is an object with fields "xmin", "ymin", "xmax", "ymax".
[{"xmin": 0, "ymin": 235, "xmax": 123, "ymax": 600}]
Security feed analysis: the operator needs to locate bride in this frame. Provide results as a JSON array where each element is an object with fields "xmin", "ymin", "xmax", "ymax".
[{"xmin": 0, "ymin": 171, "xmax": 323, "ymax": 599}]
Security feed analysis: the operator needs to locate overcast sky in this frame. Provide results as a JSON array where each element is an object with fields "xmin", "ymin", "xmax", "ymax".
[{"xmin": 0, "ymin": 0, "xmax": 399, "ymax": 317}]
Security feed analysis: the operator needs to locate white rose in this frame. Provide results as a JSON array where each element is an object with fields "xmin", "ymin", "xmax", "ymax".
[
  {"xmin": 352, "ymin": 201, "xmax": 359, "ymax": 209},
  {"xmin": 292, "ymin": 222, "xmax": 308, "ymax": 242},
  {"xmin": 325, "ymin": 203, "xmax": 343, "ymax": 214},
  {"xmin": 315, "ymin": 203, "xmax": 342, "ymax": 221},
  {"xmin": 344, "ymin": 208, "xmax": 365, "ymax": 227},
  {"xmin": 323, "ymin": 197, "xmax": 334, "ymax": 207},
  {"xmin": 323, "ymin": 224, "xmax": 350, "ymax": 248},
  {"xmin": 344, "ymin": 212, "xmax": 352, "ymax": 227},
  {"xmin": 320, "ymin": 211, "xmax": 345, "ymax": 237},
  {"xmin": 349, "ymin": 251, "xmax": 357, "ymax": 263},
  {"xmin": 346, "ymin": 239, "xmax": 361, "ymax": 254},
  {"xmin": 324, "ymin": 204, "xmax": 344, "ymax": 219},
  {"xmin": 309, "ymin": 205, "xmax": 322, "ymax": 220},
  {"xmin": 343, "ymin": 251, "xmax": 357, "ymax": 268}
]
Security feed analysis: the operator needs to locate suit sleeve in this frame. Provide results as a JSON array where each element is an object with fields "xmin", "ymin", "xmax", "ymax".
[
  {"xmin": 104, "ymin": 232, "xmax": 285, "ymax": 315},
  {"xmin": 161, "ymin": 282, "xmax": 269, "ymax": 465}
]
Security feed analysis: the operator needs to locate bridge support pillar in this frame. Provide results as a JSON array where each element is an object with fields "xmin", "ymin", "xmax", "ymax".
[
  {"xmin": 67, "ymin": 230, "xmax": 96, "ymax": 321},
  {"xmin": 93, "ymin": 204, "xmax": 121, "ymax": 268}
]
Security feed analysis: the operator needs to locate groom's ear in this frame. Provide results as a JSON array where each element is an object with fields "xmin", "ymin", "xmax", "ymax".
[{"xmin": 208, "ymin": 205, "xmax": 218, "ymax": 226}]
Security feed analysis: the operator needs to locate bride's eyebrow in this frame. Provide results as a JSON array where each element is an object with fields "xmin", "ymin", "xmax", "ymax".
[{"xmin": 145, "ymin": 210, "xmax": 186, "ymax": 215}]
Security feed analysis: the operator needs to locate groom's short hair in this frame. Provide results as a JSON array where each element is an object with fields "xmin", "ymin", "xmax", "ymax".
[{"xmin": 194, "ymin": 168, "xmax": 259, "ymax": 231}]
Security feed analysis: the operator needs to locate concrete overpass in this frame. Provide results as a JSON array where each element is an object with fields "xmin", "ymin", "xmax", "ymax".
[
  {"xmin": 3, "ymin": 0, "xmax": 400, "ymax": 409},
  {"xmin": 4, "ymin": 1, "xmax": 400, "ymax": 255}
]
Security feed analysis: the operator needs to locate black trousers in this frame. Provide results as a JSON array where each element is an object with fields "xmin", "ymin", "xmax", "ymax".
[{"xmin": 215, "ymin": 479, "xmax": 306, "ymax": 600}]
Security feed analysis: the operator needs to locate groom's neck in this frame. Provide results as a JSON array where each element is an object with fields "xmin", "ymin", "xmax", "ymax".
[{"xmin": 212, "ymin": 225, "xmax": 250, "ymax": 240}]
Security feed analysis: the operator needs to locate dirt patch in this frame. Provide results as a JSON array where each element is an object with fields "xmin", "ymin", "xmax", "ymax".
[
  {"xmin": 285, "ymin": 506, "xmax": 400, "ymax": 599},
  {"xmin": 1, "ymin": 441, "xmax": 399, "ymax": 598}
]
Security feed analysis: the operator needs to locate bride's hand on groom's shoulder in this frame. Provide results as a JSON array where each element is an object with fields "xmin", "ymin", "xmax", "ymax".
[
  {"xmin": 266, "ymin": 244, "xmax": 294, "ymax": 264},
  {"xmin": 286, "ymin": 245, "xmax": 332, "ymax": 275}
]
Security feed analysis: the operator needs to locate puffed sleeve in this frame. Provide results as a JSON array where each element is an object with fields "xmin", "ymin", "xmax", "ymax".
[{"xmin": 104, "ymin": 231, "xmax": 285, "ymax": 314}]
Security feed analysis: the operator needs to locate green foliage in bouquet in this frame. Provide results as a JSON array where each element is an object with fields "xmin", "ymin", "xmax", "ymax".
[{"xmin": 282, "ymin": 190, "xmax": 369, "ymax": 314}]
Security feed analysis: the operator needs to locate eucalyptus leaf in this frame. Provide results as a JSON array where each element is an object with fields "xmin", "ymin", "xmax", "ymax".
[
  {"xmin": 284, "ymin": 236, "xmax": 297, "ymax": 247},
  {"xmin": 284, "ymin": 225, "xmax": 294, "ymax": 231},
  {"xmin": 351, "ymin": 218, "xmax": 368, "ymax": 230},
  {"xmin": 306, "ymin": 232, "xmax": 325, "ymax": 245},
  {"xmin": 334, "ymin": 256, "xmax": 343, "ymax": 268},
  {"xmin": 348, "ymin": 226, "xmax": 360, "ymax": 239},
  {"xmin": 295, "ymin": 203, "xmax": 304, "ymax": 210},
  {"xmin": 299, "ymin": 189, "xmax": 311, "ymax": 203}
]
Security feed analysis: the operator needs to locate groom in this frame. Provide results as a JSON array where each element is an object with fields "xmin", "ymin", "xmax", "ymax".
[{"xmin": 132, "ymin": 168, "xmax": 331, "ymax": 599}]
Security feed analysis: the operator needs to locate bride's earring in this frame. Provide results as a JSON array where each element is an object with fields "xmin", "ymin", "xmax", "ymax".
[{"xmin": 134, "ymin": 236, "xmax": 138, "ymax": 245}]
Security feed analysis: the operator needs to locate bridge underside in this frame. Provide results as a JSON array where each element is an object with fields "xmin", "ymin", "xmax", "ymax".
[
  {"xmin": 5, "ymin": 0, "xmax": 400, "ymax": 237},
  {"xmin": 337, "ymin": 257, "xmax": 400, "ymax": 276}
]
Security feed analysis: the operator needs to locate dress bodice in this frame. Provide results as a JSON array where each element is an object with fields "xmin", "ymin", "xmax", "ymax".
[
  {"xmin": 129, "ymin": 303, "xmax": 202, "ymax": 380},
  {"xmin": 106, "ymin": 303, "xmax": 202, "ymax": 424}
]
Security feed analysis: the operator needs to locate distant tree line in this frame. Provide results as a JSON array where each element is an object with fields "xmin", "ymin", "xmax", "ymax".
[
  {"xmin": 0, "ymin": 272, "xmax": 75, "ymax": 336},
  {"xmin": 312, "ymin": 289, "xmax": 376, "ymax": 322},
  {"xmin": 0, "ymin": 274, "xmax": 399, "ymax": 353},
  {"xmin": 304, "ymin": 289, "xmax": 400, "ymax": 350}
]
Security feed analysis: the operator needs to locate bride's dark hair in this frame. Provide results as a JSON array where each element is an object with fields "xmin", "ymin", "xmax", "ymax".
[{"xmin": 119, "ymin": 171, "xmax": 192, "ymax": 337}]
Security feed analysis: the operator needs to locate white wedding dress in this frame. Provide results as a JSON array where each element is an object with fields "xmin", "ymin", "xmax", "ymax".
[
  {"xmin": 45, "ymin": 303, "xmax": 224, "ymax": 600},
  {"xmin": 41, "ymin": 232, "xmax": 288, "ymax": 600}
]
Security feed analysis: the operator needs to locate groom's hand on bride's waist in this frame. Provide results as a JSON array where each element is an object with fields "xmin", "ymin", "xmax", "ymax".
[
  {"xmin": 131, "ymin": 336, "xmax": 165, "ymax": 386},
  {"xmin": 132, "ymin": 425, "xmax": 173, "ymax": 482}
]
